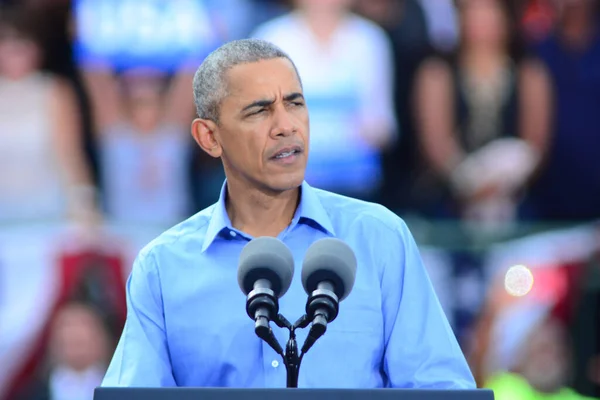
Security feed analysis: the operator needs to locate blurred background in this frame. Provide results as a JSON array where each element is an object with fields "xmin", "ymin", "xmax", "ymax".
[{"xmin": 0, "ymin": 0, "xmax": 599, "ymax": 399}]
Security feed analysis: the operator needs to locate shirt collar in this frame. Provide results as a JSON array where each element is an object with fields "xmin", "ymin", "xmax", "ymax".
[{"xmin": 201, "ymin": 180, "xmax": 335, "ymax": 253}]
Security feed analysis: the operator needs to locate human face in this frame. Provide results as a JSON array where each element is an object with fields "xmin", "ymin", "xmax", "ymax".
[
  {"xmin": 460, "ymin": 0, "xmax": 508, "ymax": 52},
  {"xmin": 49, "ymin": 304, "xmax": 109, "ymax": 371},
  {"xmin": 122, "ymin": 74, "xmax": 164, "ymax": 132},
  {"xmin": 0, "ymin": 29, "xmax": 40, "ymax": 80},
  {"xmin": 193, "ymin": 58, "xmax": 309, "ymax": 194}
]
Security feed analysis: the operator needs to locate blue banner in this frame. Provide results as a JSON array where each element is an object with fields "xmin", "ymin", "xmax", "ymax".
[{"xmin": 73, "ymin": 0, "xmax": 222, "ymax": 71}]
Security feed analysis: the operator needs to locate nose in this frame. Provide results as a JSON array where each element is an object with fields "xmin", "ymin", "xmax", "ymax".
[{"xmin": 270, "ymin": 105, "xmax": 296, "ymax": 138}]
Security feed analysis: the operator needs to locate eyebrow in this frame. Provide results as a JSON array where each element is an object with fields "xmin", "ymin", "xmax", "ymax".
[{"xmin": 241, "ymin": 92, "xmax": 304, "ymax": 113}]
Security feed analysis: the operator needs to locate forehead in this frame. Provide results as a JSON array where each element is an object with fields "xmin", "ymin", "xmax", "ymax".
[{"xmin": 224, "ymin": 58, "xmax": 302, "ymax": 101}]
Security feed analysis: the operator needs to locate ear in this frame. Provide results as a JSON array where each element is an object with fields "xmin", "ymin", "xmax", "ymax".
[{"xmin": 191, "ymin": 118, "xmax": 222, "ymax": 158}]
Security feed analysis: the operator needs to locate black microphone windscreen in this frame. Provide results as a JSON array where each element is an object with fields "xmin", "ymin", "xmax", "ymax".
[
  {"xmin": 301, "ymin": 238, "xmax": 357, "ymax": 301},
  {"xmin": 238, "ymin": 237, "xmax": 294, "ymax": 298}
]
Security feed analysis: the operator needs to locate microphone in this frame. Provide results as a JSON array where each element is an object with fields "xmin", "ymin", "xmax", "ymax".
[
  {"xmin": 299, "ymin": 238, "xmax": 357, "ymax": 354},
  {"xmin": 238, "ymin": 237, "xmax": 294, "ymax": 355}
]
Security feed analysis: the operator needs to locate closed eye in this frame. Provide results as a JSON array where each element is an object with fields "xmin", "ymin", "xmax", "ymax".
[{"xmin": 247, "ymin": 108, "xmax": 267, "ymax": 117}]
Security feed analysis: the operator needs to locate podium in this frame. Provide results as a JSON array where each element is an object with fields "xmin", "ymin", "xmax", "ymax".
[{"xmin": 95, "ymin": 387, "xmax": 494, "ymax": 400}]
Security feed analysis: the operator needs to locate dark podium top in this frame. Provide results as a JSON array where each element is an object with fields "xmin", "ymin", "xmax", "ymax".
[{"xmin": 95, "ymin": 388, "xmax": 494, "ymax": 400}]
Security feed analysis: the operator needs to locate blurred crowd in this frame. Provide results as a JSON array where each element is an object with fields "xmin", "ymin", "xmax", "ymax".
[{"xmin": 0, "ymin": 0, "xmax": 599, "ymax": 399}]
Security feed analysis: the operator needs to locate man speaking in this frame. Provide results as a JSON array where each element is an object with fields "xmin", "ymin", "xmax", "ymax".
[{"xmin": 101, "ymin": 39, "xmax": 475, "ymax": 389}]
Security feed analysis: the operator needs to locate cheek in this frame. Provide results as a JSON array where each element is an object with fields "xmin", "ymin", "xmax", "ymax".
[
  {"xmin": 222, "ymin": 127, "xmax": 265, "ymax": 166},
  {"xmin": 292, "ymin": 108, "xmax": 310, "ymax": 136},
  {"xmin": 463, "ymin": 7, "xmax": 506, "ymax": 43}
]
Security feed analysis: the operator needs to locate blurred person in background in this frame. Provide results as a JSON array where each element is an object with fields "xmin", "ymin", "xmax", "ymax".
[
  {"xmin": 486, "ymin": 316, "xmax": 594, "ymax": 400},
  {"xmin": 569, "ymin": 248, "xmax": 600, "ymax": 398},
  {"xmin": 79, "ymin": 62, "xmax": 196, "ymax": 227},
  {"xmin": 354, "ymin": 0, "xmax": 433, "ymax": 214},
  {"xmin": 251, "ymin": 0, "xmax": 398, "ymax": 202},
  {"xmin": 0, "ymin": 5, "xmax": 99, "ymax": 225},
  {"xmin": 16, "ymin": 302, "xmax": 112, "ymax": 400},
  {"xmin": 523, "ymin": 0, "xmax": 600, "ymax": 223},
  {"xmin": 413, "ymin": 0, "xmax": 552, "ymax": 230}
]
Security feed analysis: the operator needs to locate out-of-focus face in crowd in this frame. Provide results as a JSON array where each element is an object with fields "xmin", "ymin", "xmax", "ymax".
[
  {"xmin": 458, "ymin": 0, "xmax": 509, "ymax": 52},
  {"xmin": 0, "ymin": 16, "xmax": 40, "ymax": 80},
  {"xmin": 48, "ymin": 303, "xmax": 110, "ymax": 371},
  {"xmin": 518, "ymin": 317, "xmax": 571, "ymax": 393},
  {"xmin": 120, "ymin": 69, "xmax": 167, "ymax": 132}
]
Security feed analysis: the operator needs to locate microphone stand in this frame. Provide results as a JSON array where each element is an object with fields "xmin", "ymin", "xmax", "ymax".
[
  {"xmin": 273, "ymin": 313, "xmax": 329, "ymax": 388},
  {"xmin": 247, "ymin": 293, "xmax": 335, "ymax": 387}
]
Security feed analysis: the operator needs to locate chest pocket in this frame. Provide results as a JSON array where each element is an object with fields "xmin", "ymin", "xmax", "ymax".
[{"xmin": 299, "ymin": 292, "xmax": 385, "ymax": 388}]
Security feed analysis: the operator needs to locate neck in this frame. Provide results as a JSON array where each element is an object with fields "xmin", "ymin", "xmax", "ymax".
[
  {"xmin": 461, "ymin": 48, "xmax": 507, "ymax": 79},
  {"xmin": 0, "ymin": 69, "xmax": 35, "ymax": 81},
  {"xmin": 225, "ymin": 180, "xmax": 300, "ymax": 238},
  {"xmin": 300, "ymin": 9, "xmax": 345, "ymax": 43},
  {"xmin": 130, "ymin": 116, "xmax": 159, "ymax": 134}
]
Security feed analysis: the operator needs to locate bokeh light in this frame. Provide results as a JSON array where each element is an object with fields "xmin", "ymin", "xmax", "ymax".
[{"xmin": 504, "ymin": 264, "xmax": 534, "ymax": 297}]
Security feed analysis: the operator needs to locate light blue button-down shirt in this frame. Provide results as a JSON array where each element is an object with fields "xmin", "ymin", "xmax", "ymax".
[{"xmin": 102, "ymin": 181, "xmax": 475, "ymax": 389}]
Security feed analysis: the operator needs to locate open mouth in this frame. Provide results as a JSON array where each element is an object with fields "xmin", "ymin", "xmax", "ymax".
[{"xmin": 271, "ymin": 147, "xmax": 303, "ymax": 160}]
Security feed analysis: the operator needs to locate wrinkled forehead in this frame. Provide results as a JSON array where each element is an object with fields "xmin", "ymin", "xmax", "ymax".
[{"xmin": 223, "ymin": 58, "xmax": 302, "ymax": 100}]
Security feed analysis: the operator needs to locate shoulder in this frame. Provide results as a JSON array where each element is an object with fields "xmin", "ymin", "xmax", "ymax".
[
  {"xmin": 314, "ymin": 188, "xmax": 409, "ymax": 237},
  {"xmin": 30, "ymin": 74, "xmax": 69, "ymax": 102},
  {"xmin": 343, "ymin": 14, "xmax": 392, "ymax": 51},
  {"xmin": 43, "ymin": 73, "xmax": 71, "ymax": 93},
  {"xmin": 516, "ymin": 56, "xmax": 550, "ymax": 84},
  {"xmin": 135, "ymin": 205, "xmax": 215, "ymax": 264},
  {"xmin": 418, "ymin": 56, "xmax": 453, "ymax": 76},
  {"xmin": 414, "ymin": 56, "xmax": 454, "ymax": 94},
  {"xmin": 44, "ymin": 75, "xmax": 81, "ymax": 119},
  {"xmin": 345, "ymin": 13, "xmax": 388, "ymax": 39}
]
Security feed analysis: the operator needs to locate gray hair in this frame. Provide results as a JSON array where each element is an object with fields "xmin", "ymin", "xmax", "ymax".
[{"xmin": 193, "ymin": 38, "xmax": 302, "ymax": 123}]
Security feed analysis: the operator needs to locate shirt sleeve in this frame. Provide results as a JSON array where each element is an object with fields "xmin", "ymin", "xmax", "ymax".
[
  {"xmin": 381, "ymin": 219, "xmax": 476, "ymax": 388},
  {"xmin": 102, "ymin": 249, "xmax": 176, "ymax": 387}
]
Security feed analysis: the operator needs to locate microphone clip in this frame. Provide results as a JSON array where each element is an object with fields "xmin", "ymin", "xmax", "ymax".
[
  {"xmin": 305, "ymin": 285, "xmax": 339, "ymax": 324},
  {"xmin": 246, "ymin": 287, "xmax": 283, "ymax": 356},
  {"xmin": 300, "ymin": 284, "xmax": 339, "ymax": 354}
]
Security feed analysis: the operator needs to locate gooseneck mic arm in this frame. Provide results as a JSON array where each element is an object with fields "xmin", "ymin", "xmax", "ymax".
[{"xmin": 273, "ymin": 314, "xmax": 303, "ymax": 388}]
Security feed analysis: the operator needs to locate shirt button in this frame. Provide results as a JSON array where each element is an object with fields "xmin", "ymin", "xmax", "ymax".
[
  {"xmin": 229, "ymin": 231, "xmax": 237, "ymax": 237},
  {"xmin": 271, "ymin": 360, "xmax": 279, "ymax": 368}
]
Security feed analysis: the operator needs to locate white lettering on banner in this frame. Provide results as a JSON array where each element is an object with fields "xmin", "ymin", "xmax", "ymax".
[{"xmin": 75, "ymin": 0, "xmax": 218, "ymax": 61}]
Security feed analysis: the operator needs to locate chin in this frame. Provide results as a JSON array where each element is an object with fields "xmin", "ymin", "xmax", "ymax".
[{"xmin": 266, "ymin": 172, "xmax": 305, "ymax": 193}]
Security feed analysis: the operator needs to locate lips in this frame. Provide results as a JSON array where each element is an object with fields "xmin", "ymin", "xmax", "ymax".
[{"xmin": 270, "ymin": 145, "xmax": 303, "ymax": 160}]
